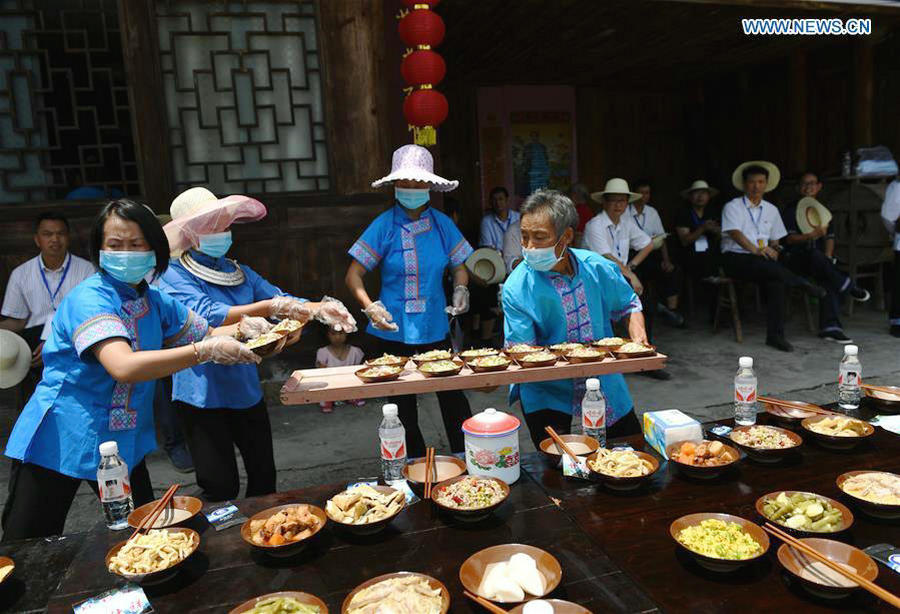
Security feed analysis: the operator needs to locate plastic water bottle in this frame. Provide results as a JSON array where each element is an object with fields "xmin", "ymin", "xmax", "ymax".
[
  {"xmin": 97, "ymin": 441, "xmax": 134, "ymax": 530},
  {"xmin": 379, "ymin": 404, "xmax": 407, "ymax": 481},
  {"xmin": 734, "ymin": 356, "xmax": 758, "ymax": 426},
  {"xmin": 581, "ymin": 378, "xmax": 607, "ymax": 447},
  {"xmin": 838, "ymin": 345, "xmax": 862, "ymax": 410}
]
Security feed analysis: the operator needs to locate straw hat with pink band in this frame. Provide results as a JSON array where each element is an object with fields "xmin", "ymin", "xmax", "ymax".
[{"xmin": 164, "ymin": 187, "xmax": 267, "ymax": 258}]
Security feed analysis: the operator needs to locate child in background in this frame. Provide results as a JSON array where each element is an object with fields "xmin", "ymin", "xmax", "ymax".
[{"xmin": 316, "ymin": 327, "xmax": 366, "ymax": 412}]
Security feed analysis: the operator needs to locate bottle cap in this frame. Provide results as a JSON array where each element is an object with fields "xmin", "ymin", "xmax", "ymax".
[
  {"xmin": 739, "ymin": 356, "xmax": 753, "ymax": 368},
  {"xmin": 586, "ymin": 378, "xmax": 600, "ymax": 390},
  {"xmin": 845, "ymin": 345, "xmax": 858, "ymax": 356},
  {"xmin": 99, "ymin": 441, "xmax": 119, "ymax": 457},
  {"xmin": 382, "ymin": 403, "xmax": 398, "ymax": 417}
]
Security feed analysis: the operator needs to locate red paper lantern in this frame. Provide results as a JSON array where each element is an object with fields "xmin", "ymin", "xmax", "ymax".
[
  {"xmin": 401, "ymin": 49, "xmax": 446, "ymax": 86},
  {"xmin": 402, "ymin": 0, "xmax": 440, "ymax": 8},
  {"xmin": 403, "ymin": 88, "xmax": 448, "ymax": 146},
  {"xmin": 398, "ymin": 9, "xmax": 445, "ymax": 48}
]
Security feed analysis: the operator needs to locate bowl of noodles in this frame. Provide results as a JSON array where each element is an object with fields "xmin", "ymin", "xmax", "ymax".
[
  {"xmin": 801, "ymin": 415, "xmax": 874, "ymax": 450},
  {"xmin": 106, "ymin": 527, "xmax": 199, "ymax": 584},
  {"xmin": 836, "ymin": 470, "xmax": 900, "ymax": 519},
  {"xmin": 585, "ymin": 448, "xmax": 660, "ymax": 490}
]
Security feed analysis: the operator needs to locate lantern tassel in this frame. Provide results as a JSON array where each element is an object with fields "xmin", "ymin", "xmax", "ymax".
[{"xmin": 412, "ymin": 125, "xmax": 437, "ymax": 146}]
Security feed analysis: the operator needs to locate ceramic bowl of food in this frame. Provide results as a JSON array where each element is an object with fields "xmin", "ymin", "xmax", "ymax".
[
  {"xmin": 106, "ymin": 527, "xmax": 200, "ymax": 584},
  {"xmin": 515, "ymin": 351, "xmax": 558, "ymax": 369},
  {"xmin": 431, "ymin": 475, "xmax": 510, "ymax": 522},
  {"xmin": 342, "ymin": 572, "xmax": 450, "ymax": 613},
  {"xmin": 585, "ymin": 448, "xmax": 660, "ymax": 491},
  {"xmin": 777, "ymin": 538, "xmax": 878, "ymax": 600},
  {"xmin": 325, "ymin": 484, "xmax": 405, "ymax": 535},
  {"xmin": 458, "ymin": 348, "xmax": 500, "ymax": 364},
  {"xmin": 538, "ymin": 434, "xmax": 599, "ymax": 464},
  {"xmin": 728, "ymin": 425, "xmax": 802, "ymax": 463},
  {"xmin": 548, "ymin": 342, "xmax": 584, "ymax": 357},
  {"xmin": 230, "ymin": 591, "xmax": 329, "ymax": 614},
  {"xmin": 270, "ymin": 318, "xmax": 304, "ymax": 337},
  {"xmin": 591, "ymin": 337, "xmax": 626, "ymax": 352},
  {"xmin": 801, "ymin": 416, "xmax": 874, "ymax": 451},
  {"xmin": 245, "ymin": 332, "xmax": 288, "ymax": 357},
  {"xmin": 761, "ymin": 399, "xmax": 822, "ymax": 428},
  {"xmin": 755, "ymin": 491, "xmax": 853, "ymax": 536},
  {"xmin": 503, "ymin": 344, "xmax": 545, "ymax": 361},
  {"xmin": 863, "ymin": 385, "xmax": 900, "ymax": 412},
  {"xmin": 509, "ymin": 601, "xmax": 591, "ymax": 614},
  {"xmin": 402, "ymin": 455, "xmax": 467, "ymax": 496},
  {"xmin": 563, "ymin": 347, "xmax": 608, "ymax": 364},
  {"xmin": 666, "ymin": 440, "xmax": 741, "ymax": 479},
  {"xmin": 411, "ymin": 349, "xmax": 455, "ymax": 367},
  {"xmin": 240, "ymin": 503, "xmax": 327, "ymax": 557},
  {"xmin": 467, "ymin": 354, "xmax": 512, "ymax": 373},
  {"xmin": 459, "ymin": 543, "xmax": 562, "ymax": 605},
  {"xmin": 127, "ymin": 495, "xmax": 203, "ymax": 530},
  {"xmin": 354, "ymin": 365, "xmax": 403, "ymax": 383},
  {"xmin": 836, "ymin": 470, "xmax": 900, "ymax": 519},
  {"xmin": 364, "ymin": 353, "xmax": 409, "ymax": 368},
  {"xmin": 670, "ymin": 513, "xmax": 769, "ymax": 573},
  {"xmin": 612, "ymin": 342, "xmax": 656, "ymax": 359},
  {"xmin": 418, "ymin": 359, "xmax": 464, "ymax": 378},
  {"xmin": 0, "ymin": 557, "xmax": 13, "ymax": 586}
]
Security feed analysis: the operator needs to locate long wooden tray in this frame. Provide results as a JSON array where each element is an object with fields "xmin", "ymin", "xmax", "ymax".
[{"xmin": 280, "ymin": 353, "xmax": 667, "ymax": 405}]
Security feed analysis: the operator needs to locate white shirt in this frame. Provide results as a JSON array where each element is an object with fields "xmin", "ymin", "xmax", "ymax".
[
  {"xmin": 881, "ymin": 179, "xmax": 900, "ymax": 251},
  {"xmin": 501, "ymin": 219, "xmax": 522, "ymax": 273},
  {"xmin": 583, "ymin": 211, "xmax": 651, "ymax": 263},
  {"xmin": 625, "ymin": 203, "xmax": 666, "ymax": 238},
  {"xmin": 479, "ymin": 210, "xmax": 520, "ymax": 251},
  {"xmin": 1, "ymin": 253, "xmax": 95, "ymax": 334},
  {"xmin": 720, "ymin": 196, "xmax": 787, "ymax": 254}
]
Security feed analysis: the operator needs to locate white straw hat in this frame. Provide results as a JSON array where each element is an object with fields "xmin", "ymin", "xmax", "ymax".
[
  {"xmin": 163, "ymin": 187, "xmax": 267, "ymax": 256},
  {"xmin": 371, "ymin": 145, "xmax": 458, "ymax": 192},
  {"xmin": 0, "ymin": 330, "xmax": 31, "ymax": 389},
  {"xmin": 732, "ymin": 161, "xmax": 781, "ymax": 192},
  {"xmin": 465, "ymin": 248, "xmax": 506, "ymax": 285},
  {"xmin": 796, "ymin": 196, "xmax": 833, "ymax": 234},
  {"xmin": 590, "ymin": 178, "xmax": 641, "ymax": 204},
  {"xmin": 680, "ymin": 179, "xmax": 719, "ymax": 199}
]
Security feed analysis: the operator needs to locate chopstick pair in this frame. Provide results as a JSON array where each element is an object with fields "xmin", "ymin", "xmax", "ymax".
[
  {"xmin": 423, "ymin": 447, "xmax": 436, "ymax": 500},
  {"xmin": 757, "ymin": 396, "xmax": 838, "ymax": 417},
  {"xmin": 127, "ymin": 483, "xmax": 180, "ymax": 542},
  {"xmin": 544, "ymin": 426, "xmax": 580, "ymax": 465},
  {"xmin": 463, "ymin": 590, "xmax": 509, "ymax": 613},
  {"xmin": 763, "ymin": 522, "xmax": 900, "ymax": 609}
]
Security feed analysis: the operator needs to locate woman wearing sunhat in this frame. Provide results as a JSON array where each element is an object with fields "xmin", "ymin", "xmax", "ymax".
[
  {"xmin": 157, "ymin": 187, "xmax": 357, "ymax": 501},
  {"xmin": 3, "ymin": 199, "xmax": 261, "ymax": 540},
  {"xmin": 345, "ymin": 144, "xmax": 474, "ymax": 458}
]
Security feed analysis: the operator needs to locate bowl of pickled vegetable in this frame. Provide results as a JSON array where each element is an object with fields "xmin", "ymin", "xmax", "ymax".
[
  {"xmin": 229, "ymin": 591, "xmax": 328, "ymax": 613},
  {"xmin": 755, "ymin": 491, "xmax": 853, "ymax": 536}
]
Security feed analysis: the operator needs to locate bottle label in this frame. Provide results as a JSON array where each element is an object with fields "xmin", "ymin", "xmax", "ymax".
[
  {"xmin": 98, "ymin": 476, "xmax": 131, "ymax": 502},
  {"xmin": 735, "ymin": 383, "xmax": 756, "ymax": 403},
  {"xmin": 839, "ymin": 370, "xmax": 860, "ymax": 387},
  {"xmin": 582, "ymin": 404, "xmax": 606, "ymax": 430},
  {"xmin": 380, "ymin": 436, "xmax": 406, "ymax": 461}
]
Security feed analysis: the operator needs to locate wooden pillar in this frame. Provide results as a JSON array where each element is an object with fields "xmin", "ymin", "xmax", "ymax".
[
  {"xmin": 852, "ymin": 40, "xmax": 874, "ymax": 149},
  {"xmin": 789, "ymin": 49, "xmax": 808, "ymax": 175}
]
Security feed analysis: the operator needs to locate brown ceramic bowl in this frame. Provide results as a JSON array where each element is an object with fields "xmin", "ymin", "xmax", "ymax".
[
  {"xmin": 516, "ymin": 353, "xmax": 559, "ymax": 369},
  {"xmin": 459, "ymin": 543, "xmax": 563, "ymax": 604},
  {"xmin": 665, "ymin": 440, "xmax": 741, "ymax": 479},
  {"xmin": 270, "ymin": 318, "xmax": 305, "ymax": 337},
  {"xmin": 240, "ymin": 503, "xmax": 327, "ymax": 557},
  {"xmin": 510, "ymin": 600, "xmax": 591, "ymax": 614},
  {"xmin": 836, "ymin": 470, "xmax": 900, "ymax": 519},
  {"xmin": 402, "ymin": 455, "xmax": 467, "ymax": 496},
  {"xmin": 563, "ymin": 348, "xmax": 608, "ymax": 364},
  {"xmin": 467, "ymin": 355, "xmax": 512, "ymax": 373},
  {"xmin": 326, "ymin": 485, "xmax": 405, "ymax": 535},
  {"xmin": 670, "ymin": 513, "xmax": 769, "ymax": 573},
  {"xmin": 127, "ymin": 495, "xmax": 203, "ymax": 530},
  {"xmin": 801, "ymin": 416, "xmax": 874, "ymax": 451},
  {"xmin": 591, "ymin": 337, "xmax": 627, "ymax": 352},
  {"xmin": 538, "ymin": 434, "xmax": 600, "ymax": 463},
  {"xmin": 354, "ymin": 365, "xmax": 403, "ymax": 383},
  {"xmin": 106, "ymin": 527, "xmax": 199, "ymax": 584},
  {"xmin": 612, "ymin": 344, "xmax": 657, "ymax": 359},
  {"xmin": 0, "ymin": 556, "xmax": 13, "ymax": 585},
  {"xmin": 863, "ymin": 385, "xmax": 900, "ymax": 412},
  {"xmin": 417, "ymin": 360, "xmax": 464, "ymax": 378},
  {"xmin": 760, "ymin": 399, "xmax": 822, "ymax": 428},
  {"xmin": 246, "ymin": 333, "xmax": 288, "ymax": 357},
  {"xmin": 503, "ymin": 345, "xmax": 546, "ymax": 361},
  {"xmin": 548, "ymin": 343, "xmax": 585, "ymax": 357},
  {"xmin": 458, "ymin": 348, "xmax": 500, "ymax": 364},
  {"xmin": 364, "ymin": 354, "xmax": 409, "ymax": 368},
  {"xmin": 755, "ymin": 491, "xmax": 854, "ymax": 536},
  {"xmin": 777, "ymin": 538, "xmax": 878, "ymax": 600},
  {"xmin": 230, "ymin": 591, "xmax": 329, "ymax": 614},
  {"xmin": 431, "ymin": 475, "xmax": 510, "ymax": 522},
  {"xmin": 728, "ymin": 425, "xmax": 803, "ymax": 463},
  {"xmin": 411, "ymin": 350, "xmax": 456, "ymax": 367},
  {"xmin": 342, "ymin": 572, "xmax": 450, "ymax": 613},
  {"xmin": 585, "ymin": 449, "xmax": 660, "ymax": 491}
]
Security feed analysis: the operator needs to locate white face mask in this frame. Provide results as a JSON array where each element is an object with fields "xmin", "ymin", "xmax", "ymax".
[{"xmin": 522, "ymin": 236, "xmax": 564, "ymax": 271}]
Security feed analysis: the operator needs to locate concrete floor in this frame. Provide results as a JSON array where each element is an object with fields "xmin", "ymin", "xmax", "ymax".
[{"xmin": 1, "ymin": 306, "xmax": 898, "ymax": 537}]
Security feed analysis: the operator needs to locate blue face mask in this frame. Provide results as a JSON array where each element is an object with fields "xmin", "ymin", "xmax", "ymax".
[
  {"xmin": 100, "ymin": 250, "xmax": 157, "ymax": 284},
  {"xmin": 198, "ymin": 231, "xmax": 233, "ymax": 258},
  {"xmin": 522, "ymin": 237, "xmax": 564, "ymax": 272},
  {"xmin": 395, "ymin": 187, "xmax": 430, "ymax": 210}
]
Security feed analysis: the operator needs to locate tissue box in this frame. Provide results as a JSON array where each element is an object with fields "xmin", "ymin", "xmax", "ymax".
[{"xmin": 642, "ymin": 409, "xmax": 703, "ymax": 459}]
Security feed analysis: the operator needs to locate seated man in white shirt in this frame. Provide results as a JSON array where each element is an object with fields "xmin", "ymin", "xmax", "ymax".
[
  {"xmin": 881, "ymin": 177, "xmax": 900, "ymax": 337},
  {"xmin": 720, "ymin": 162, "xmax": 826, "ymax": 352},
  {"xmin": 501, "ymin": 218, "xmax": 523, "ymax": 273}
]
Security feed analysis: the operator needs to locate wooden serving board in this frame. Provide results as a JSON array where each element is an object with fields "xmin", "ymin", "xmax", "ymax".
[{"xmin": 280, "ymin": 353, "xmax": 667, "ymax": 405}]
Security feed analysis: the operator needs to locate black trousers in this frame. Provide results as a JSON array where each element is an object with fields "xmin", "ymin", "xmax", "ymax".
[
  {"xmin": 375, "ymin": 336, "xmax": 472, "ymax": 458},
  {"xmin": 782, "ymin": 248, "xmax": 848, "ymax": 332},
  {"xmin": 522, "ymin": 408, "xmax": 642, "ymax": 449},
  {"xmin": 633, "ymin": 251, "xmax": 682, "ymax": 342},
  {"xmin": 681, "ymin": 250, "xmax": 719, "ymax": 281},
  {"xmin": 2, "ymin": 459, "xmax": 153, "ymax": 541},
  {"xmin": 720, "ymin": 252, "xmax": 811, "ymax": 339},
  {"xmin": 154, "ymin": 376, "xmax": 186, "ymax": 455},
  {"xmin": 892, "ymin": 251, "xmax": 900, "ymax": 326},
  {"xmin": 176, "ymin": 399, "xmax": 276, "ymax": 502}
]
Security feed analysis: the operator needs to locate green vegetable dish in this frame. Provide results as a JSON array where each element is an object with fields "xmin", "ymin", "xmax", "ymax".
[
  {"xmin": 245, "ymin": 596, "xmax": 319, "ymax": 613},
  {"xmin": 761, "ymin": 491, "xmax": 844, "ymax": 532}
]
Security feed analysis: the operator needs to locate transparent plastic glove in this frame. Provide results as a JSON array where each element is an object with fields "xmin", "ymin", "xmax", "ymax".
[
  {"xmin": 236, "ymin": 315, "xmax": 273, "ymax": 340},
  {"xmin": 316, "ymin": 296, "xmax": 358, "ymax": 333},
  {"xmin": 194, "ymin": 336, "xmax": 261, "ymax": 365},
  {"xmin": 364, "ymin": 300, "xmax": 399, "ymax": 332},
  {"xmin": 445, "ymin": 285, "xmax": 470, "ymax": 316},
  {"xmin": 269, "ymin": 296, "xmax": 313, "ymax": 323}
]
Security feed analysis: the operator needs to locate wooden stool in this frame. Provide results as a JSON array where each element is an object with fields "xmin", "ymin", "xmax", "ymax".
[{"xmin": 710, "ymin": 275, "xmax": 742, "ymax": 343}]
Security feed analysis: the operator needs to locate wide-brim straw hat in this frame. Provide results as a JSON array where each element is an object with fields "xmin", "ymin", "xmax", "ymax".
[
  {"xmin": 371, "ymin": 144, "xmax": 459, "ymax": 192},
  {"xmin": 732, "ymin": 160, "xmax": 781, "ymax": 192},
  {"xmin": 163, "ymin": 187, "xmax": 267, "ymax": 256},
  {"xmin": 465, "ymin": 248, "xmax": 506, "ymax": 285},
  {"xmin": 680, "ymin": 179, "xmax": 719, "ymax": 200},
  {"xmin": 796, "ymin": 196, "xmax": 833, "ymax": 234},
  {"xmin": 590, "ymin": 178, "xmax": 641, "ymax": 204},
  {"xmin": 0, "ymin": 330, "xmax": 31, "ymax": 389}
]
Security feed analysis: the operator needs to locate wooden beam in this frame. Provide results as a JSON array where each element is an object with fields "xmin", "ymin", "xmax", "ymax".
[
  {"xmin": 852, "ymin": 39, "xmax": 874, "ymax": 149},
  {"xmin": 789, "ymin": 48, "xmax": 808, "ymax": 174}
]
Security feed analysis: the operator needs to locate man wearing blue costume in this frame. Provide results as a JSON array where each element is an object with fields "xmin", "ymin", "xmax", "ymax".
[{"xmin": 502, "ymin": 189, "xmax": 648, "ymax": 447}]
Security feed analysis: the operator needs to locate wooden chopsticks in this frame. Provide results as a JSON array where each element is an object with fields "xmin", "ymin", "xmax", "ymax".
[
  {"xmin": 128, "ymin": 484, "xmax": 180, "ymax": 542},
  {"xmin": 423, "ymin": 447, "xmax": 436, "ymax": 500},
  {"xmin": 763, "ymin": 522, "xmax": 900, "ymax": 609},
  {"xmin": 758, "ymin": 396, "xmax": 837, "ymax": 417},
  {"xmin": 860, "ymin": 383, "xmax": 900, "ymax": 396},
  {"xmin": 463, "ymin": 590, "xmax": 509, "ymax": 613},
  {"xmin": 544, "ymin": 426, "xmax": 580, "ymax": 464}
]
